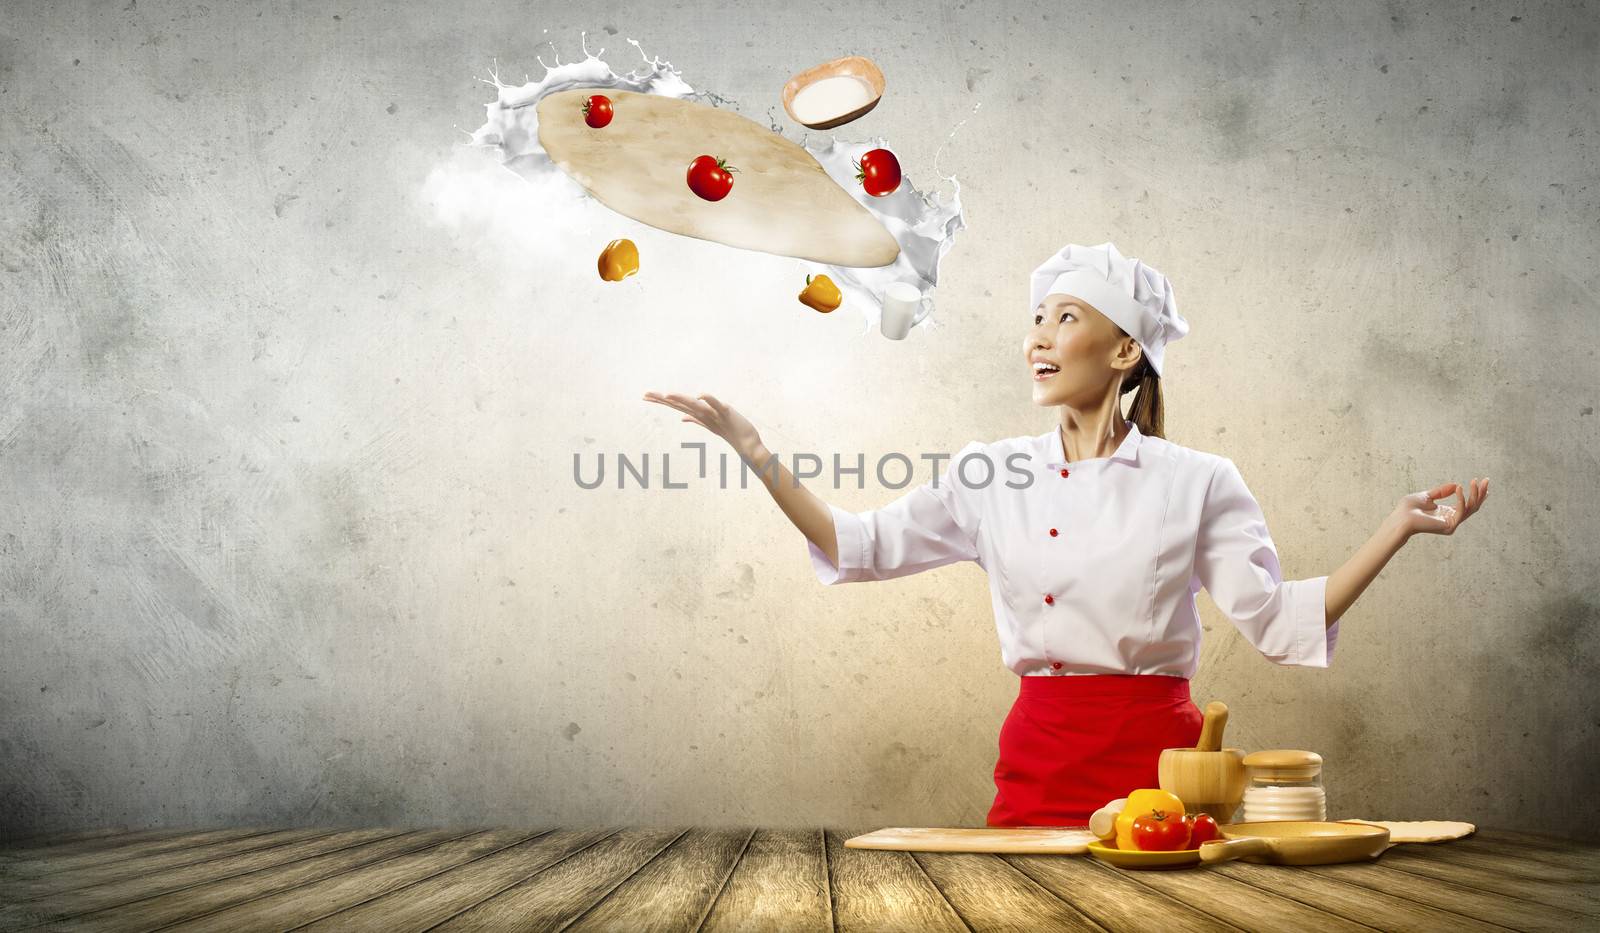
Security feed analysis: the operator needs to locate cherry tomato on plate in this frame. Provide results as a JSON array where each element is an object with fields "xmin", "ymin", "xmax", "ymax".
[
  {"xmin": 582, "ymin": 94, "xmax": 613, "ymax": 128},
  {"xmin": 1185, "ymin": 812, "xmax": 1220, "ymax": 846},
  {"xmin": 854, "ymin": 147, "xmax": 901, "ymax": 197},
  {"xmin": 1130, "ymin": 809, "xmax": 1192, "ymax": 851},
  {"xmin": 686, "ymin": 154, "xmax": 737, "ymax": 201}
]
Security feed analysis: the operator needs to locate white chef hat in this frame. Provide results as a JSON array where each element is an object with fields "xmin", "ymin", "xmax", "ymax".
[{"xmin": 1029, "ymin": 242, "xmax": 1189, "ymax": 377}]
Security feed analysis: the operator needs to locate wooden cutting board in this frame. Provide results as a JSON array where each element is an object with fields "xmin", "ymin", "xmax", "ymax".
[
  {"xmin": 844, "ymin": 827, "xmax": 1098, "ymax": 855},
  {"xmin": 536, "ymin": 88, "xmax": 900, "ymax": 266}
]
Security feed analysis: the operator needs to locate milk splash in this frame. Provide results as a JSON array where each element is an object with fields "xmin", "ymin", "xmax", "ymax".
[{"xmin": 444, "ymin": 33, "xmax": 968, "ymax": 336}]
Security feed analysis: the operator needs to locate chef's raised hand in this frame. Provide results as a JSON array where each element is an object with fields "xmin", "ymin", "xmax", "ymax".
[
  {"xmin": 1391, "ymin": 478, "xmax": 1489, "ymax": 538},
  {"xmin": 642, "ymin": 391, "xmax": 765, "ymax": 461}
]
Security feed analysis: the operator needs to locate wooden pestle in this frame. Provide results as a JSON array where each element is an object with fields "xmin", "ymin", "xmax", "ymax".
[
  {"xmin": 1157, "ymin": 701, "xmax": 1247, "ymax": 823},
  {"xmin": 1196, "ymin": 700, "xmax": 1227, "ymax": 750}
]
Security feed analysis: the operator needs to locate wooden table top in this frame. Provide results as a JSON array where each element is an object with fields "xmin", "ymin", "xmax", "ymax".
[{"xmin": 2, "ymin": 825, "xmax": 1596, "ymax": 931}]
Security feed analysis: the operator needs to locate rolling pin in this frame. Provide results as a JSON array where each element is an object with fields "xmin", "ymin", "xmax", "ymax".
[{"xmin": 1157, "ymin": 700, "xmax": 1247, "ymax": 823}]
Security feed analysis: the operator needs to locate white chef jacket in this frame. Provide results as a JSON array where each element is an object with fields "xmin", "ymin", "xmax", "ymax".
[{"xmin": 807, "ymin": 420, "xmax": 1341, "ymax": 677}]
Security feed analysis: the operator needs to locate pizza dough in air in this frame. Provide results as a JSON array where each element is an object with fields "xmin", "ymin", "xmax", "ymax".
[
  {"xmin": 537, "ymin": 89, "xmax": 900, "ymax": 267},
  {"xmin": 1342, "ymin": 819, "xmax": 1476, "ymax": 843}
]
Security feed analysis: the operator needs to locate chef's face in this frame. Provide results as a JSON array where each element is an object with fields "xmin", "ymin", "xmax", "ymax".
[{"xmin": 1026, "ymin": 294, "xmax": 1142, "ymax": 406}]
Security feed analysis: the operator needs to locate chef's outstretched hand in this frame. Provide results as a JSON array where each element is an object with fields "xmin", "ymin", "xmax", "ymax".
[
  {"xmin": 1392, "ymin": 478, "xmax": 1488, "ymax": 538},
  {"xmin": 642, "ymin": 391, "xmax": 764, "ymax": 460}
]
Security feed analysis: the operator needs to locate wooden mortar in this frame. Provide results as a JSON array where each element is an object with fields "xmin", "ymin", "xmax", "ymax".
[{"xmin": 1158, "ymin": 701, "xmax": 1247, "ymax": 824}]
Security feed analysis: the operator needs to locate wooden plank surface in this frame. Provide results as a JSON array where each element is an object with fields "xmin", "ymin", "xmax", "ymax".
[
  {"xmin": 1476, "ymin": 827, "xmax": 1600, "ymax": 855},
  {"xmin": 560, "ymin": 827, "xmax": 753, "ymax": 932},
  {"xmin": 0, "ymin": 827, "xmax": 345, "ymax": 901},
  {"xmin": 1470, "ymin": 830, "xmax": 1600, "ymax": 874},
  {"xmin": 0, "ymin": 829, "xmax": 420, "ymax": 929},
  {"xmin": 1077, "ymin": 854, "xmax": 1378, "ymax": 931},
  {"xmin": 700, "ymin": 829, "xmax": 832, "ymax": 932},
  {"xmin": 148, "ymin": 829, "xmax": 535, "ymax": 932},
  {"xmin": 910, "ymin": 847, "xmax": 1106, "ymax": 930},
  {"xmin": 1373, "ymin": 843, "xmax": 1600, "ymax": 915},
  {"xmin": 430, "ymin": 829, "xmax": 687, "ymax": 931},
  {"xmin": 0, "ymin": 827, "xmax": 294, "ymax": 881},
  {"xmin": 297, "ymin": 829, "xmax": 614, "ymax": 931},
  {"xmin": 0, "ymin": 828, "xmax": 365, "ymax": 928},
  {"xmin": 0, "ymin": 827, "xmax": 187, "ymax": 855},
  {"xmin": 1395, "ymin": 835, "xmax": 1600, "ymax": 883},
  {"xmin": 1003, "ymin": 853, "xmax": 1241, "ymax": 933},
  {"xmin": 0, "ymin": 824, "xmax": 1596, "ymax": 932},
  {"xmin": 41, "ymin": 829, "xmax": 475, "ymax": 931},
  {"xmin": 1304, "ymin": 858, "xmax": 1596, "ymax": 933},
  {"xmin": 826, "ymin": 826, "xmax": 968, "ymax": 932},
  {"xmin": 1208, "ymin": 858, "xmax": 1513, "ymax": 933}
]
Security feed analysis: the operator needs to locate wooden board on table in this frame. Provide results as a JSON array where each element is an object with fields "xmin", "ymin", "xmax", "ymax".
[{"xmin": 844, "ymin": 826, "xmax": 1097, "ymax": 855}]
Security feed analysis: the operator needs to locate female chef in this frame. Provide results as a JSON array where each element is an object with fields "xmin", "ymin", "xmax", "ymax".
[{"xmin": 642, "ymin": 241, "xmax": 1488, "ymax": 828}]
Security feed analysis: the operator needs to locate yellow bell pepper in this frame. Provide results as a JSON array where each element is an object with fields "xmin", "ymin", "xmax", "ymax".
[
  {"xmin": 798, "ymin": 273, "xmax": 842, "ymax": 313},
  {"xmin": 1115, "ymin": 788, "xmax": 1185, "ymax": 850},
  {"xmin": 597, "ymin": 238, "xmax": 639, "ymax": 282}
]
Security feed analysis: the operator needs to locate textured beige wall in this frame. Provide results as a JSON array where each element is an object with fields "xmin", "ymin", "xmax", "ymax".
[{"xmin": 2, "ymin": 0, "xmax": 1597, "ymax": 841}]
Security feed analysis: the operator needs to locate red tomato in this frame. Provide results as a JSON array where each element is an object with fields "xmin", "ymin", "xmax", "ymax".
[
  {"xmin": 686, "ymin": 154, "xmax": 737, "ymax": 201},
  {"xmin": 1185, "ymin": 813, "xmax": 1219, "ymax": 845},
  {"xmin": 854, "ymin": 148, "xmax": 901, "ymax": 197},
  {"xmin": 582, "ymin": 94, "xmax": 613, "ymax": 128},
  {"xmin": 1130, "ymin": 809, "xmax": 1191, "ymax": 851}
]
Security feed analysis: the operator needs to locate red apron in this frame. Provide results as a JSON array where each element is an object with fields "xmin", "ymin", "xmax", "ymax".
[{"xmin": 986, "ymin": 673, "xmax": 1203, "ymax": 828}]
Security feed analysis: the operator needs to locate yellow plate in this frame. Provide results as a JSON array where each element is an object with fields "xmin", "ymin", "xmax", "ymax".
[{"xmin": 1086, "ymin": 839, "xmax": 1202, "ymax": 870}]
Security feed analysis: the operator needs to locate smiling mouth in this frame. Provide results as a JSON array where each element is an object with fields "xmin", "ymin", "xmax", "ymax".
[{"xmin": 1032, "ymin": 364, "xmax": 1060, "ymax": 381}]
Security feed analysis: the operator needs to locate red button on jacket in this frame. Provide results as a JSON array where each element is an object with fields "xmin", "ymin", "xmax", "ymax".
[
  {"xmin": 1051, "ymin": 661, "xmax": 1063, "ymax": 670},
  {"xmin": 1049, "ymin": 528, "xmax": 1058, "ymax": 537},
  {"xmin": 1059, "ymin": 469, "xmax": 1069, "ymax": 478},
  {"xmin": 1043, "ymin": 594, "xmax": 1054, "ymax": 605}
]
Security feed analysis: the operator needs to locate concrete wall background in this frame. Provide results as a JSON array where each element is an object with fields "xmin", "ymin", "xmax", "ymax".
[{"xmin": 3, "ymin": 0, "xmax": 1597, "ymax": 841}]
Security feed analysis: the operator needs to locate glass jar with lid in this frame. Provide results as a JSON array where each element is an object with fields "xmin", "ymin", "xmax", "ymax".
[{"xmin": 1240, "ymin": 749, "xmax": 1325, "ymax": 821}]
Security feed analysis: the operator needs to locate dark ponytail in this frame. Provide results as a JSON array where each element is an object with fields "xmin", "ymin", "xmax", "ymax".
[{"xmin": 1118, "ymin": 342, "xmax": 1165, "ymax": 439}]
